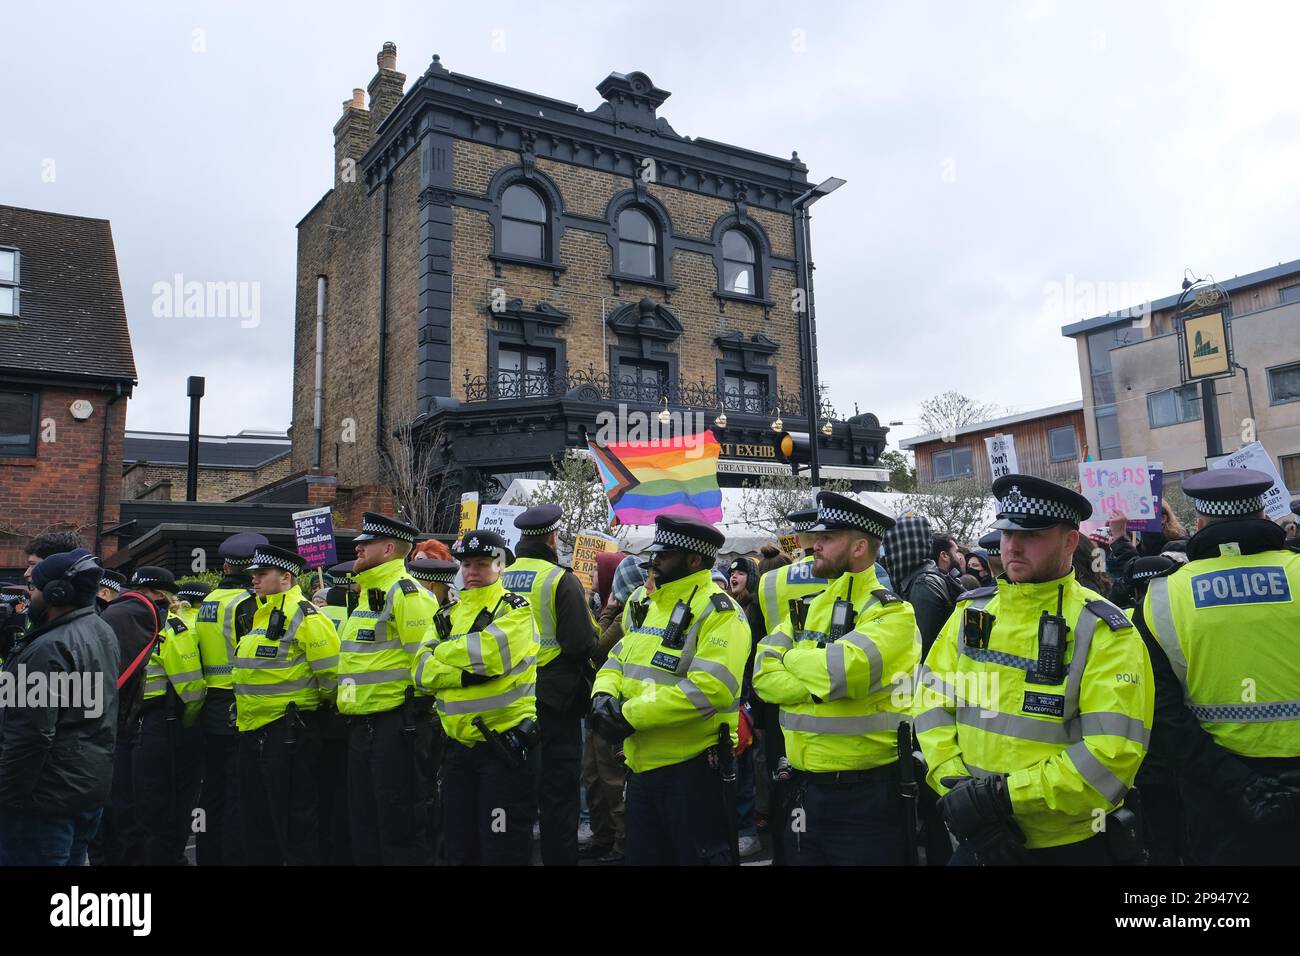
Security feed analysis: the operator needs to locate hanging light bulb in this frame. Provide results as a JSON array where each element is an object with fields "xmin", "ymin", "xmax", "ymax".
[
  {"xmin": 657, "ymin": 396, "xmax": 671, "ymax": 425},
  {"xmin": 821, "ymin": 420, "xmax": 833, "ymax": 437},
  {"xmin": 770, "ymin": 408, "xmax": 783, "ymax": 433},
  {"xmin": 714, "ymin": 408, "xmax": 728, "ymax": 429}
]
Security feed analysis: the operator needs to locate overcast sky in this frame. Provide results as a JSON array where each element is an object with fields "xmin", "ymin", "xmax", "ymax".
[{"xmin": 3, "ymin": 0, "xmax": 1298, "ymax": 448}]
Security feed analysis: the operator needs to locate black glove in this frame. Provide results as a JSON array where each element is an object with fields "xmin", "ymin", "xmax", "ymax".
[
  {"xmin": 1236, "ymin": 772, "xmax": 1300, "ymax": 826},
  {"xmin": 940, "ymin": 775, "xmax": 1028, "ymax": 866},
  {"xmin": 461, "ymin": 670, "xmax": 496, "ymax": 687},
  {"xmin": 591, "ymin": 693, "xmax": 635, "ymax": 744}
]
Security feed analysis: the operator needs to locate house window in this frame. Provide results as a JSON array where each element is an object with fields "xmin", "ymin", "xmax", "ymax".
[
  {"xmin": 617, "ymin": 208, "xmax": 659, "ymax": 280},
  {"xmin": 0, "ymin": 249, "xmax": 17, "ymax": 317},
  {"xmin": 501, "ymin": 184, "xmax": 547, "ymax": 260},
  {"xmin": 722, "ymin": 371, "xmax": 769, "ymax": 414},
  {"xmin": 1048, "ymin": 425, "xmax": 1079, "ymax": 462},
  {"xmin": 1281, "ymin": 454, "xmax": 1300, "ymax": 495},
  {"xmin": 1096, "ymin": 406, "xmax": 1122, "ymax": 460},
  {"xmin": 495, "ymin": 347, "xmax": 554, "ymax": 399},
  {"xmin": 721, "ymin": 229, "xmax": 756, "ymax": 296},
  {"xmin": 932, "ymin": 445, "xmax": 973, "ymax": 481},
  {"xmin": 1280, "ymin": 284, "xmax": 1300, "ymax": 305},
  {"xmin": 615, "ymin": 358, "xmax": 668, "ymax": 403},
  {"xmin": 0, "ymin": 389, "xmax": 38, "ymax": 456},
  {"xmin": 1147, "ymin": 384, "xmax": 1202, "ymax": 428},
  {"xmin": 1268, "ymin": 362, "xmax": 1300, "ymax": 406}
]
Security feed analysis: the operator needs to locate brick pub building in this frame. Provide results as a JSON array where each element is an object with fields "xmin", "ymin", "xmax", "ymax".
[
  {"xmin": 291, "ymin": 45, "xmax": 889, "ymax": 527},
  {"xmin": 0, "ymin": 205, "xmax": 136, "ymax": 579}
]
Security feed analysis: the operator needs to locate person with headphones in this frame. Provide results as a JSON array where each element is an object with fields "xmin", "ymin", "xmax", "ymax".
[{"xmin": 0, "ymin": 549, "xmax": 121, "ymax": 866}]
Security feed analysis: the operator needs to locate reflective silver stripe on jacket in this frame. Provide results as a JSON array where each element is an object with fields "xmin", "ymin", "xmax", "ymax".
[
  {"xmin": 535, "ymin": 565, "xmax": 563, "ymax": 647},
  {"xmin": 1189, "ymin": 700, "xmax": 1300, "ymax": 723},
  {"xmin": 780, "ymin": 710, "xmax": 907, "ymax": 736},
  {"xmin": 436, "ymin": 682, "xmax": 536, "ymax": 715},
  {"xmin": 1144, "ymin": 577, "xmax": 1192, "ymax": 701},
  {"xmin": 1065, "ymin": 741, "xmax": 1128, "ymax": 803},
  {"xmin": 761, "ymin": 568, "xmax": 780, "ymax": 632}
]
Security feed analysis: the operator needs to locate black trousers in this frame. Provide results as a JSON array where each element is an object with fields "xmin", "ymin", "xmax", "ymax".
[
  {"xmin": 97, "ymin": 728, "xmax": 147, "ymax": 865},
  {"xmin": 1182, "ymin": 756, "xmax": 1300, "ymax": 865},
  {"xmin": 317, "ymin": 708, "xmax": 352, "ymax": 865},
  {"xmin": 427, "ymin": 721, "xmax": 446, "ymax": 864},
  {"xmin": 133, "ymin": 706, "xmax": 203, "ymax": 865},
  {"xmin": 347, "ymin": 707, "xmax": 432, "ymax": 866},
  {"xmin": 950, "ymin": 831, "xmax": 1114, "ymax": 865},
  {"xmin": 784, "ymin": 768, "xmax": 909, "ymax": 866},
  {"xmin": 535, "ymin": 703, "xmax": 582, "ymax": 866},
  {"xmin": 442, "ymin": 735, "xmax": 535, "ymax": 865},
  {"xmin": 197, "ymin": 691, "xmax": 242, "ymax": 866},
  {"xmin": 625, "ymin": 751, "xmax": 732, "ymax": 866},
  {"xmin": 237, "ymin": 712, "xmax": 322, "ymax": 866}
]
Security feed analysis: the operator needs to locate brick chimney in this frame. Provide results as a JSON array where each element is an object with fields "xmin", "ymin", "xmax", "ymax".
[
  {"xmin": 367, "ymin": 41, "xmax": 406, "ymax": 136},
  {"xmin": 333, "ymin": 87, "xmax": 369, "ymax": 188}
]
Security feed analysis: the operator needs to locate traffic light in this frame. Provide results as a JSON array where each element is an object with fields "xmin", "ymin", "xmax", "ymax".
[{"xmin": 773, "ymin": 430, "xmax": 810, "ymax": 471}]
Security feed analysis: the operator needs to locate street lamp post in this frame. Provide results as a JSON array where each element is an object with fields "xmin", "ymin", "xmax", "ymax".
[{"xmin": 792, "ymin": 175, "xmax": 845, "ymax": 494}]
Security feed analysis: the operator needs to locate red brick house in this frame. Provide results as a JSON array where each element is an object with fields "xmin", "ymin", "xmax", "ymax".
[{"xmin": 0, "ymin": 205, "xmax": 137, "ymax": 577}]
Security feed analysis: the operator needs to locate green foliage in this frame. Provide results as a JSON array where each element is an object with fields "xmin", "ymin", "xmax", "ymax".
[
  {"xmin": 516, "ymin": 453, "xmax": 627, "ymax": 555},
  {"xmin": 879, "ymin": 449, "xmax": 917, "ymax": 493},
  {"xmin": 901, "ymin": 477, "xmax": 994, "ymax": 545},
  {"xmin": 732, "ymin": 473, "xmax": 851, "ymax": 537}
]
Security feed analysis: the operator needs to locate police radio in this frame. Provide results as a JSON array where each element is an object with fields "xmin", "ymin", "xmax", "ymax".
[
  {"xmin": 433, "ymin": 606, "xmax": 453, "ymax": 641},
  {"xmin": 660, "ymin": 586, "xmax": 698, "ymax": 649},
  {"xmin": 1032, "ymin": 585, "xmax": 1068, "ymax": 683},
  {"xmin": 266, "ymin": 604, "xmax": 288, "ymax": 642},
  {"xmin": 825, "ymin": 580, "xmax": 856, "ymax": 645}
]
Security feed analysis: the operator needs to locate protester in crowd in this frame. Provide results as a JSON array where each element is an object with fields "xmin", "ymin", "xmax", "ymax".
[
  {"xmin": 882, "ymin": 516, "xmax": 958, "ymax": 657},
  {"xmin": 0, "ymin": 549, "xmax": 119, "ymax": 866},
  {"xmin": 1100, "ymin": 502, "xmax": 1189, "ymax": 606},
  {"xmin": 965, "ymin": 550, "xmax": 994, "ymax": 588},
  {"xmin": 22, "ymin": 531, "xmax": 88, "ymax": 584}
]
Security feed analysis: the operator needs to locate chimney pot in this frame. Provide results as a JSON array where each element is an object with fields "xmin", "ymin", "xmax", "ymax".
[{"xmin": 378, "ymin": 41, "xmax": 397, "ymax": 71}]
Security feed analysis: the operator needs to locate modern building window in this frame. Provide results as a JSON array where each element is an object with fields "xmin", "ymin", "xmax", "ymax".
[
  {"xmin": 1147, "ymin": 384, "xmax": 1202, "ymax": 428},
  {"xmin": 1281, "ymin": 454, "xmax": 1300, "ymax": 495},
  {"xmin": 932, "ymin": 445, "xmax": 974, "ymax": 481},
  {"xmin": 500, "ymin": 184, "xmax": 548, "ymax": 260},
  {"xmin": 1048, "ymin": 425, "xmax": 1079, "ymax": 462},
  {"xmin": 1096, "ymin": 406, "xmax": 1122, "ymax": 460},
  {"xmin": 721, "ymin": 229, "xmax": 756, "ymax": 296},
  {"xmin": 1280, "ymin": 284, "xmax": 1300, "ymax": 305},
  {"xmin": 721, "ymin": 371, "xmax": 769, "ymax": 414},
  {"xmin": 1267, "ymin": 362, "xmax": 1300, "ymax": 406},
  {"xmin": 0, "ymin": 249, "xmax": 17, "ymax": 316},
  {"xmin": 0, "ymin": 389, "xmax": 38, "ymax": 456},
  {"xmin": 617, "ymin": 208, "xmax": 659, "ymax": 280},
  {"xmin": 1087, "ymin": 328, "xmax": 1120, "ymax": 405},
  {"xmin": 495, "ymin": 346, "xmax": 554, "ymax": 399},
  {"xmin": 615, "ymin": 358, "xmax": 669, "ymax": 403}
]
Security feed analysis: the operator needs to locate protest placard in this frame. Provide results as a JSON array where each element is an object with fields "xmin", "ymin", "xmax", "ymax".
[
  {"xmin": 1209, "ymin": 442, "xmax": 1293, "ymax": 520},
  {"xmin": 292, "ymin": 506, "xmax": 337, "ymax": 570}
]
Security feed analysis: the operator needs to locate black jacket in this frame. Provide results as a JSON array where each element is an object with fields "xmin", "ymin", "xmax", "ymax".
[
  {"xmin": 0, "ymin": 605, "xmax": 121, "ymax": 813},
  {"xmin": 514, "ymin": 539, "xmax": 598, "ymax": 714},
  {"xmin": 899, "ymin": 561, "xmax": 957, "ymax": 657},
  {"xmin": 100, "ymin": 591, "xmax": 165, "ymax": 729}
]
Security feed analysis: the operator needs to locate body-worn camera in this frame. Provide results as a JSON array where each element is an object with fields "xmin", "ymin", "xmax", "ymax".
[{"xmin": 660, "ymin": 586, "xmax": 698, "ymax": 649}]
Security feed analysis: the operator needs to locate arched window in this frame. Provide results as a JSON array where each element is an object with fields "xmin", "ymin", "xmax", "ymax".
[
  {"xmin": 617, "ymin": 207, "xmax": 659, "ymax": 280},
  {"xmin": 501, "ymin": 183, "xmax": 547, "ymax": 259},
  {"xmin": 721, "ymin": 229, "xmax": 756, "ymax": 295}
]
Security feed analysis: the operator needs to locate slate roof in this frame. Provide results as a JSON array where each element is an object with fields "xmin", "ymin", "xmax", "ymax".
[{"xmin": 124, "ymin": 430, "xmax": 291, "ymax": 469}]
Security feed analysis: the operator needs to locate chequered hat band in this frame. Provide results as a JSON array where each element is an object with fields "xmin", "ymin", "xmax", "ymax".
[
  {"xmin": 791, "ymin": 520, "xmax": 816, "ymax": 533},
  {"xmin": 1189, "ymin": 495, "xmax": 1264, "ymax": 517},
  {"xmin": 412, "ymin": 570, "xmax": 457, "ymax": 583},
  {"xmin": 998, "ymin": 492, "xmax": 1082, "ymax": 524},
  {"xmin": 653, "ymin": 529, "xmax": 720, "ymax": 559},
  {"xmin": 99, "ymin": 577, "xmax": 124, "ymax": 593},
  {"xmin": 984, "ymin": 545, "xmax": 1001, "ymax": 556},
  {"xmin": 250, "ymin": 551, "xmax": 305, "ymax": 574},
  {"xmin": 520, "ymin": 521, "xmax": 560, "ymax": 537},
  {"xmin": 225, "ymin": 557, "xmax": 253, "ymax": 567},
  {"xmin": 818, "ymin": 505, "xmax": 888, "ymax": 539},
  {"xmin": 132, "ymin": 576, "xmax": 170, "ymax": 587},
  {"xmin": 361, "ymin": 518, "xmax": 416, "ymax": 541}
]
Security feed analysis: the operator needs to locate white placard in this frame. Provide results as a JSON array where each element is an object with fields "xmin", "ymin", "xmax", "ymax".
[
  {"xmin": 477, "ymin": 504, "xmax": 526, "ymax": 550},
  {"xmin": 1208, "ymin": 441, "xmax": 1293, "ymax": 521},
  {"xmin": 985, "ymin": 434, "xmax": 1019, "ymax": 480}
]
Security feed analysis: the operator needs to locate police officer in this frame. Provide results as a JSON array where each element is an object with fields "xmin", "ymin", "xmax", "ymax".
[
  {"xmin": 977, "ymin": 530, "xmax": 1004, "ymax": 580},
  {"xmin": 131, "ymin": 570, "xmax": 206, "ymax": 864},
  {"xmin": 412, "ymin": 531, "xmax": 538, "ymax": 865},
  {"xmin": 915, "ymin": 474, "xmax": 1153, "ymax": 864},
  {"xmin": 753, "ymin": 492, "xmax": 919, "ymax": 864},
  {"xmin": 176, "ymin": 581, "xmax": 211, "ymax": 628},
  {"xmin": 408, "ymin": 557, "xmax": 460, "ymax": 606},
  {"xmin": 591, "ymin": 515, "xmax": 751, "ymax": 865},
  {"xmin": 338, "ymin": 512, "xmax": 438, "ymax": 865},
  {"xmin": 1139, "ymin": 469, "xmax": 1300, "ymax": 864},
  {"xmin": 96, "ymin": 569, "xmax": 127, "ymax": 610},
  {"xmin": 234, "ymin": 544, "xmax": 340, "ymax": 865},
  {"xmin": 756, "ymin": 502, "xmax": 828, "ymax": 635},
  {"xmin": 321, "ymin": 560, "xmax": 357, "ymax": 632},
  {"xmin": 508, "ymin": 504, "xmax": 598, "ymax": 866},
  {"xmin": 192, "ymin": 531, "xmax": 265, "ymax": 865}
]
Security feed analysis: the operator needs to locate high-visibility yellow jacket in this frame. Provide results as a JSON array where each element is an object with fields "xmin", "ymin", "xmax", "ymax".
[
  {"xmin": 337, "ymin": 559, "xmax": 438, "ymax": 716},
  {"xmin": 915, "ymin": 572, "xmax": 1153, "ymax": 849},
  {"xmin": 233, "ymin": 585, "xmax": 340, "ymax": 732},
  {"xmin": 502, "ymin": 556, "xmax": 566, "ymax": 668},
  {"xmin": 752, "ymin": 564, "xmax": 917, "ymax": 772},
  {"xmin": 756, "ymin": 554, "xmax": 828, "ymax": 634},
  {"xmin": 412, "ymin": 579, "xmax": 537, "ymax": 746},
  {"xmin": 592, "ymin": 568, "xmax": 751, "ymax": 773},
  {"xmin": 193, "ymin": 582, "xmax": 256, "ymax": 691},
  {"xmin": 322, "ymin": 604, "xmax": 348, "ymax": 632},
  {"xmin": 1144, "ymin": 546, "xmax": 1300, "ymax": 758},
  {"xmin": 143, "ymin": 615, "xmax": 207, "ymax": 728}
]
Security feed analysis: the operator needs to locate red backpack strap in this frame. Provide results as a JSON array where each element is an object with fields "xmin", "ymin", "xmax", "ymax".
[{"xmin": 115, "ymin": 592, "xmax": 160, "ymax": 689}]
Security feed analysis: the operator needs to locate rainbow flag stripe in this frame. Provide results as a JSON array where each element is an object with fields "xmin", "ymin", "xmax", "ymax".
[{"xmin": 588, "ymin": 432, "xmax": 723, "ymax": 526}]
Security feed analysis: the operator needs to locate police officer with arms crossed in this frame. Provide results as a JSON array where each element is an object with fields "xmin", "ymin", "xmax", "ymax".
[
  {"xmin": 753, "ymin": 492, "xmax": 919, "ymax": 865},
  {"xmin": 591, "ymin": 515, "xmax": 751, "ymax": 866},
  {"xmin": 1139, "ymin": 468, "xmax": 1300, "ymax": 864},
  {"xmin": 193, "ymin": 532, "xmax": 266, "ymax": 865},
  {"xmin": 508, "ymin": 504, "xmax": 598, "ymax": 866},
  {"xmin": 755, "ymin": 502, "xmax": 827, "ymax": 636},
  {"xmin": 412, "ymin": 531, "xmax": 538, "ymax": 865},
  {"xmin": 338, "ymin": 512, "xmax": 438, "ymax": 865},
  {"xmin": 916, "ymin": 474, "xmax": 1154, "ymax": 864},
  {"xmin": 234, "ymin": 544, "xmax": 340, "ymax": 865}
]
